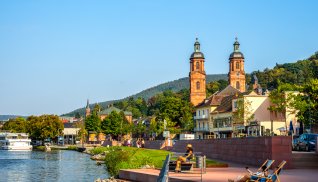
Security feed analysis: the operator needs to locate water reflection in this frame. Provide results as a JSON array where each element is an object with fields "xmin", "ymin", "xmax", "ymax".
[{"xmin": 0, "ymin": 150, "xmax": 108, "ymax": 182}]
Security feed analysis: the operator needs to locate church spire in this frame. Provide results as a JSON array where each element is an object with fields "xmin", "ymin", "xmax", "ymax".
[
  {"xmin": 85, "ymin": 99, "xmax": 91, "ymax": 117},
  {"xmin": 194, "ymin": 38, "xmax": 200, "ymax": 52},
  {"xmin": 86, "ymin": 99, "xmax": 90, "ymax": 109},
  {"xmin": 233, "ymin": 37, "xmax": 240, "ymax": 52}
]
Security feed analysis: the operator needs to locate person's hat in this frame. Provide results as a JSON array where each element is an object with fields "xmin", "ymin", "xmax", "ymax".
[{"xmin": 186, "ymin": 144, "xmax": 192, "ymax": 148}]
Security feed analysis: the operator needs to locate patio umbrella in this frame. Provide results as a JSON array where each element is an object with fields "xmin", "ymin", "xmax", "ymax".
[
  {"xmin": 289, "ymin": 121, "xmax": 294, "ymax": 135},
  {"xmin": 299, "ymin": 121, "xmax": 304, "ymax": 135},
  {"xmin": 277, "ymin": 127, "xmax": 286, "ymax": 131}
]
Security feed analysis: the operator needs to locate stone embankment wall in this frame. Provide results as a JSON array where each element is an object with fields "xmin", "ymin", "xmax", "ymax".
[{"xmin": 145, "ymin": 136, "xmax": 293, "ymax": 169}]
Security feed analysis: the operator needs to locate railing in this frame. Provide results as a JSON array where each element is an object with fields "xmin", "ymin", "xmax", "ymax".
[
  {"xmin": 194, "ymin": 127, "xmax": 210, "ymax": 132},
  {"xmin": 193, "ymin": 115, "xmax": 208, "ymax": 120},
  {"xmin": 157, "ymin": 154, "xmax": 170, "ymax": 182}
]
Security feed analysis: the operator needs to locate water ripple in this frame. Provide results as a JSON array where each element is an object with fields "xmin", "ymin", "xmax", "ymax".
[{"xmin": 0, "ymin": 150, "xmax": 109, "ymax": 182}]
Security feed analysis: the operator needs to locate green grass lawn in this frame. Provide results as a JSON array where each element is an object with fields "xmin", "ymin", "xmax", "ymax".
[
  {"xmin": 90, "ymin": 146, "xmax": 170, "ymax": 177},
  {"xmin": 90, "ymin": 146, "xmax": 227, "ymax": 177}
]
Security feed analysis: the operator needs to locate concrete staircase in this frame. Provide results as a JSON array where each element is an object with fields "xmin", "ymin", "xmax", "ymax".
[{"xmin": 292, "ymin": 151, "xmax": 318, "ymax": 169}]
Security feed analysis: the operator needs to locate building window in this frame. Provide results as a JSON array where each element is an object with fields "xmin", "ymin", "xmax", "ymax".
[
  {"xmin": 236, "ymin": 62, "xmax": 240, "ymax": 69},
  {"xmin": 198, "ymin": 110, "xmax": 200, "ymax": 116},
  {"xmin": 233, "ymin": 101, "xmax": 237, "ymax": 108},
  {"xmin": 236, "ymin": 81, "xmax": 240, "ymax": 90},
  {"xmin": 203, "ymin": 110, "xmax": 205, "ymax": 115},
  {"xmin": 196, "ymin": 62, "xmax": 200, "ymax": 70},
  {"xmin": 199, "ymin": 122, "xmax": 201, "ymax": 128},
  {"xmin": 196, "ymin": 81, "xmax": 200, "ymax": 90}
]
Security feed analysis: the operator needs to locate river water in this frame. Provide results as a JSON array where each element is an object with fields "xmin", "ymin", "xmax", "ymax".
[{"xmin": 0, "ymin": 150, "xmax": 109, "ymax": 182}]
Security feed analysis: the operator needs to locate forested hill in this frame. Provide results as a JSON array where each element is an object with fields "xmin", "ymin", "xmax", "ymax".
[
  {"xmin": 64, "ymin": 74, "xmax": 227, "ymax": 116},
  {"xmin": 250, "ymin": 51, "xmax": 318, "ymax": 89},
  {"xmin": 0, "ymin": 115, "xmax": 27, "ymax": 121},
  {"xmin": 65, "ymin": 51, "xmax": 318, "ymax": 117}
]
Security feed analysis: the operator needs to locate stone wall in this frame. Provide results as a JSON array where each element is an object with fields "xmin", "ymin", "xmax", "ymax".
[{"xmin": 145, "ymin": 136, "xmax": 293, "ymax": 169}]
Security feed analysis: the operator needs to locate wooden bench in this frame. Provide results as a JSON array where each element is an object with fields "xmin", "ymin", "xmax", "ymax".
[{"xmin": 168, "ymin": 161, "xmax": 195, "ymax": 172}]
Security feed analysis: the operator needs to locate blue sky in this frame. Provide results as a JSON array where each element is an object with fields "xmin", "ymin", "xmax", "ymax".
[{"xmin": 1, "ymin": 0, "xmax": 317, "ymax": 116}]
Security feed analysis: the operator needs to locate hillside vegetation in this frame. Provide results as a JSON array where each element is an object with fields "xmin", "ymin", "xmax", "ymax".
[
  {"xmin": 65, "ymin": 51, "xmax": 318, "ymax": 118},
  {"xmin": 64, "ymin": 74, "xmax": 227, "ymax": 116}
]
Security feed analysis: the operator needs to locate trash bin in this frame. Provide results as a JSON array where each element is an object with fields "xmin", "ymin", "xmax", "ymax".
[{"xmin": 196, "ymin": 156, "xmax": 203, "ymax": 168}]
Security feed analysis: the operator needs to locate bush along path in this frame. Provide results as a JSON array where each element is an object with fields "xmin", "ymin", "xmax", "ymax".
[{"xmin": 89, "ymin": 146, "xmax": 170, "ymax": 177}]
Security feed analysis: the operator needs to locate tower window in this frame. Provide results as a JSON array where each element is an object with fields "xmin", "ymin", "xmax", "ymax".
[
  {"xmin": 196, "ymin": 62, "xmax": 200, "ymax": 70},
  {"xmin": 196, "ymin": 81, "xmax": 200, "ymax": 90},
  {"xmin": 236, "ymin": 81, "xmax": 240, "ymax": 90},
  {"xmin": 236, "ymin": 62, "xmax": 240, "ymax": 69}
]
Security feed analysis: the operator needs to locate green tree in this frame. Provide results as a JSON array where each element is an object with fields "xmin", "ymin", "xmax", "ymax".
[
  {"xmin": 75, "ymin": 112, "xmax": 81, "ymax": 119},
  {"xmin": 2, "ymin": 117, "xmax": 27, "ymax": 133},
  {"xmin": 26, "ymin": 115, "xmax": 64, "ymax": 142},
  {"xmin": 289, "ymin": 79, "xmax": 318, "ymax": 126},
  {"xmin": 101, "ymin": 111, "xmax": 129, "ymax": 138},
  {"xmin": 232, "ymin": 97, "xmax": 254, "ymax": 126},
  {"xmin": 133, "ymin": 121, "xmax": 146, "ymax": 137},
  {"xmin": 147, "ymin": 117, "xmax": 159, "ymax": 136},
  {"xmin": 75, "ymin": 120, "xmax": 87, "ymax": 145},
  {"xmin": 93, "ymin": 103, "xmax": 102, "ymax": 115},
  {"xmin": 85, "ymin": 114, "xmax": 101, "ymax": 132}
]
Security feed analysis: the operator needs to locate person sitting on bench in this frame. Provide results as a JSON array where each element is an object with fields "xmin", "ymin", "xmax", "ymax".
[{"xmin": 175, "ymin": 144, "xmax": 193, "ymax": 172}]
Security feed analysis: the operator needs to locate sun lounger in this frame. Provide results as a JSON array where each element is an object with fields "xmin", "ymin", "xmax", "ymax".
[
  {"xmin": 248, "ymin": 159, "xmax": 275, "ymax": 181},
  {"xmin": 254, "ymin": 160, "xmax": 287, "ymax": 182}
]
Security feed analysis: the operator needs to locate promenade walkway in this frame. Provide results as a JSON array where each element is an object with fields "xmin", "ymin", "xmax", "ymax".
[{"xmin": 120, "ymin": 163, "xmax": 318, "ymax": 182}]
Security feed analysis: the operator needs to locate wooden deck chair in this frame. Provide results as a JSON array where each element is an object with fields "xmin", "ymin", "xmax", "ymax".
[
  {"xmin": 255, "ymin": 160, "xmax": 287, "ymax": 182},
  {"xmin": 248, "ymin": 159, "xmax": 275, "ymax": 181},
  {"xmin": 246, "ymin": 159, "xmax": 275, "ymax": 175}
]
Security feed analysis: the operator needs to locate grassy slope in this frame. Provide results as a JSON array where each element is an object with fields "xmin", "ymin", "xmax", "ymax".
[
  {"xmin": 90, "ymin": 146, "xmax": 170, "ymax": 168},
  {"xmin": 90, "ymin": 146, "xmax": 227, "ymax": 176}
]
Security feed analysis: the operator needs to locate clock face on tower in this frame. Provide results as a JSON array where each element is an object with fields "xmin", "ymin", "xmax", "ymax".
[{"xmin": 236, "ymin": 72, "xmax": 240, "ymax": 77}]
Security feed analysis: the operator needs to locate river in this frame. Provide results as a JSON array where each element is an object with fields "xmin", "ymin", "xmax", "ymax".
[{"xmin": 0, "ymin": 150, "xmax": 109, "ymax": 182}]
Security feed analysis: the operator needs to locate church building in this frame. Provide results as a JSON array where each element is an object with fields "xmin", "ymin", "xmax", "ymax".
[{"xmin": 189, "ymin": 38, "xmax": 206, "ymax": 106}]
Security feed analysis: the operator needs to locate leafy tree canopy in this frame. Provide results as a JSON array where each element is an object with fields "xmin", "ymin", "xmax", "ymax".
[
  {"xmin": 2, "ymin": 117, "xmax": 27, "ymax": 133},
  {"xmin": 26, "ymin": 115, "xmax": 64, "ymax": 141},
  {"xmin": 85, "ymin": 114, "xmax": 101, "ymax": 133}
]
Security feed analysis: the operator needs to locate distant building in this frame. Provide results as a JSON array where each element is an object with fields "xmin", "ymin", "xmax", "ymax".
[
  {"xmin": 228, "ymin": 38, "xmax": 246, "ymax": 92},
  {"xmin": 85, "ymin": 105, "xmax": 133, "ymax": 144},
  {"xmin": 194, "ymin": 85, "xmax": 239, "ymax": 139},
  {"xmin": 85, "ymin": 99, "xmax": 91, "ymax": 117},
  {"xmin": 189, "ymin": 38, "xmax": 206, "ymax": 106},
  {"xmin": 59, "ymin": 116, "xmax": 79, "ymax": 123},
  {"xmin": 63, "ymin": 122, "xmax": 80, "ymax": 145},
  {"xmin": 193, "ymin": 38, "xmax": 298, "ymax": 139},
  {"xmin": 99, "ymin": 106, "xmax": 132, "ymax": 123}
]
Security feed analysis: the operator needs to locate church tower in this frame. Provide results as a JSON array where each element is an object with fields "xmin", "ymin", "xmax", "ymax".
[
  {"xmin": 189, "ymin": 38, "xmax": 206, "ymax": 106},
  {"xmin": 228, "ymin": 38, "xmax": 246, "ymax": 92},
  {"xmin": 85, "ymin": 99, "xmax": 91, "ymax": 117}
]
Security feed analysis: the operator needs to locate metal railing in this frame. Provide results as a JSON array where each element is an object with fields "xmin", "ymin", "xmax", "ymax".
[
  {"xmin": 157, "ymin": 154, "xmax": 170, "ymax": 182},
  {"xmin": 158, "ymin": 152, "xmax": 206, "ymax": 182},
  {"xmin": 194, "ymin": 127, "xmax": 210, "ymax": 132},
  {"xmin": 193, "ymin": 115, "xmax": 209, "ymax": 120}
]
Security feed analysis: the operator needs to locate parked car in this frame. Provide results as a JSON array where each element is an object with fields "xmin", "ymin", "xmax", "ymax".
[{"xmin": 294, "ymin": 133, "xmax": 318, "ymax": 151}]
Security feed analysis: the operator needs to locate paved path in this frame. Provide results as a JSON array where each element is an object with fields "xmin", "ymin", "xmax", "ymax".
[{"xmin": 122, "ymin": 165, "xmax": 318, "ymax": 182}]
